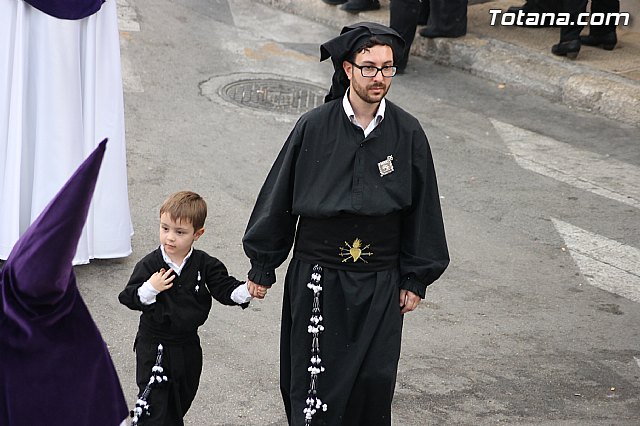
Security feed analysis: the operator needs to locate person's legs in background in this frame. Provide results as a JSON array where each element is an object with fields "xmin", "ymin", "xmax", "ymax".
[
  {"xmin": 418, "ymin": 0, "xmax": 429, "ymax": 25},
  {"xmin": 419, "ymin": 0, "xmax": 468, "ymax": 38},
  {"xmin": 581, "ymin": 0, "xmax": 619, "ymax": 49},
  {"xmin": 552, "ymin": 0, "xmax": 588, "ymax": 58},
  {"xmin": 390, "ymin": 0, "xmax": 422, "ymax": 72}
]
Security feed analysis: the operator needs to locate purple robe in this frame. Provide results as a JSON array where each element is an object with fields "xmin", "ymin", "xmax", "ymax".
[{"xmin": 24, "ymin": 0, "xmax": 105, "ymax": 20}]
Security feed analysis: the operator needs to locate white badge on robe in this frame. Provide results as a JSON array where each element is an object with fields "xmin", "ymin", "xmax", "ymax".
[{"xmin": 378, "ymin": 155, "xmax": 394, "ymax": 177}]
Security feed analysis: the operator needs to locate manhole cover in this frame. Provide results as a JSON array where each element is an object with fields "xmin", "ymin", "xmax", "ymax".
[{"xmin": 219, "ymin": 78, "xmax": 326, "ymax": 115}]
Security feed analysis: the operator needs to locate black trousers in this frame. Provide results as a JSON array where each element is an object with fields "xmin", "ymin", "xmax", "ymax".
[
  {"xmin": 390, "ymin": 0, "xmax": 467, "ymax": 69},
  {"xmin": 521, "ymin": 0, "xmax": 561, "ymax": 13},
  {"xmin": 425, "ymin": 0, "xmax": 468, "ymax": 37},
  {"xmin": 561, "ymin": 0, "xmax": 620, "ymax": 41},
  {"xmin": 135, "ymin": 336, "xmax": 203, "ymax": 426},
  {"xmin": 389, "ymin": 0, "xmax": 422, "ymax": 70}
]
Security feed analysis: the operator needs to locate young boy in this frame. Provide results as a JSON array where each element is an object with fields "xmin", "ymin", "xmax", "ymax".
[{"xmin": 118, "ymin": 191, "xmax": 263, "ymax": 425}]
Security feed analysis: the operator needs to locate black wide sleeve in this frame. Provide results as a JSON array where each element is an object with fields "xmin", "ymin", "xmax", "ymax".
[
  {"xmin": 242, "ymin": 123, "xmax": 302, "ymax": 286},
  {"xmin": 399, "ymin": 128, "xmax": 450, "ymax": 298},
  {"xmin": 204, "ymin": 255, "xmax": 248, "ymax": 308},
  {"xmin": 118, "ymin": 255, "xmax": 157, "ymax": 312}
]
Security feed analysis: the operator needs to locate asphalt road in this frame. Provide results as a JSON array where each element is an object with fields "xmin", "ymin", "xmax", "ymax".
[{"xmin": 76, "ymin": 0, "xmax": 640, "ymax": 424}]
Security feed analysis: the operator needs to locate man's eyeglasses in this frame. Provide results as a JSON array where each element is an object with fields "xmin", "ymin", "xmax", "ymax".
[{"xmin": 350, "ymin": 62, "xmax": 397, "ymax": 78}]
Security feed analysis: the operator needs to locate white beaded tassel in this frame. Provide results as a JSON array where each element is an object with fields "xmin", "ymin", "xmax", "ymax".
[
  {"xmin": 131, "ymin": 344, "xmax": 168, "ymax": 425},
  {"xmin": 304, "ymin": 265, "xmax": 328, "ymax": 425}
]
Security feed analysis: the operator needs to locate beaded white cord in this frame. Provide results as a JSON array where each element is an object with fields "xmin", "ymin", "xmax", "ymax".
[
  {"xmin": 304, "ymin": 265, "xmax": 328, "ymax": 425},
  {"xmin": 131, "ymin": 344, "xmax": 169, "ymax": 425}
]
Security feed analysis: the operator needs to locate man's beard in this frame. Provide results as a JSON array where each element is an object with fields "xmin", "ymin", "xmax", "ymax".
[{"xmin": 352, "ymin": 79, "xmax": 389, "ymax": 104}]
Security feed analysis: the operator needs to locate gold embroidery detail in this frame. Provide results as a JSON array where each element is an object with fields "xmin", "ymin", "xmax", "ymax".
[{"xmin": 339, "ymin": 238, "xmax": 373, "ymax": 263}]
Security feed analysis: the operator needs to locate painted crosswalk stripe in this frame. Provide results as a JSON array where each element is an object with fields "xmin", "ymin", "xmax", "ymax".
[
  {"xmin": 117, "ymin": 0, "xmax": 140, "ymax": 32},
  {"xmin": 552, "ymin": 218, "xmax": 640, "ymax": 303},
  {"xmin": 120, "ymin": 55, "xmax": 143, "ymax": 93},
  {"xmin": 117, "ymin": 0, "xmax": 143, "ymax": 93},
  {"xmin": 492, "ymin": 119, "xmax": 640, "ymax": 210}
]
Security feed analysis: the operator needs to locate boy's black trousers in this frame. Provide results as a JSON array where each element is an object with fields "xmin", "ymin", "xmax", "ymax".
[{"xmin": 135, "ymin": 335, "xmax": 203, "ymax": 426}]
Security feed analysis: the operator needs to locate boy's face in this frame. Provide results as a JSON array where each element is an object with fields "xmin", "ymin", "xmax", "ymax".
[{"xmin": 159, "ymin": 212, "xmax": 204, "ymax": 262}]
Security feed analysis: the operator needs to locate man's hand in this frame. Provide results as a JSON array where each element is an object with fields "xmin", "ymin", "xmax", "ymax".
[
  {"xmin": 400, "ymin": 289, "xmax": 421, "ymax": 314},
  {"xmin": 149, "ymin": 268, "xmax": 175, "ymax": 292},
  {"xmin": 248, "ymin": 280, "xmax": 269, "ymax": 299}
]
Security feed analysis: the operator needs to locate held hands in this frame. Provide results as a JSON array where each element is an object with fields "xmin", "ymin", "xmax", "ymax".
[
  {"xmin": 149, "ymin": 268, "xmax": 175, "ymax": 292},
  {"xmin": 400, "ymin": 289, "xmax": 421, "ymax": 314},
  {"xmin": 247, "ymin": 280, "xmax": 269, "ymax": 299}
]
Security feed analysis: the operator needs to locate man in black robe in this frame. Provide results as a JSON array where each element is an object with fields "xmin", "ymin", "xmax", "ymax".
[{"xmin": 243, "ymin": 22, "xmax": 450, "ymax": 426}]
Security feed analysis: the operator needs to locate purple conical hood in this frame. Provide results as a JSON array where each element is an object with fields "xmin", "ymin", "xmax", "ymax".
[
  {"xmin": 0, "ymin": 139, "xmax": 128, "ymax": 425},
  {"xmin": 4, "ymin": 139, "xmax": 105, "ymax": 306}
]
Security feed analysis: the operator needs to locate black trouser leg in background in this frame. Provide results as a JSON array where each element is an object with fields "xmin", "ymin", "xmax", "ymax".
[
  {"xmin": 560, "ymin": 0, "xmax": 619, "ymax": 41},
  {"xmin": 389, "ymin": 0, "xmax": 422, "ymax": 70},
  {"xmin": 426, "ymin": 0, "xmax": 468, "ymax": 37},
  {"xmin": 589, "ymin": 0, "xmax": 620, "ymax": 35}
]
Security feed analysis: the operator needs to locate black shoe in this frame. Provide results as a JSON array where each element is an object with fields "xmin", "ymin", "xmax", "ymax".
[
  {"xmin": 322, "ymin": 0, "xmax": 347, "ymax": 4},
  {"xmin": 340, "ymin": 0, "xmax": 380, "ymax": 13},
  {"xmin": 419, "ymin": 26, "xmax": 465, "ymax": 39},
  {"xmin": 580, "ymin": 32, "xmax": 617, "ymax": 50},
  {"xmin": 551, "ymin": 39, "xmax": 580, "ymax": 59}
]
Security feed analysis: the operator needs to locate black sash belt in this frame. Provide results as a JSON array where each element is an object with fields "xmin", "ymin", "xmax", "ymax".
[{"xmin": 294, "ymin": 213, "xmax": 401, "ymax": 272}]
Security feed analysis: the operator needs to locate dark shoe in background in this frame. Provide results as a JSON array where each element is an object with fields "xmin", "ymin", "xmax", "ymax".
[
  {"xmin": 551, "ymin": 39, "xmax": 581, "ymax": 59},
  {"xmin": 322, "ymin": 0, "xmax": 348, "ymax": 4},
  {"xmin": 340, "ymin": 0, "xmax": 380, "ymax": 13},
  {"xmin": 580, "ymin": 32, "xmax": 617, "ymax": 50}
]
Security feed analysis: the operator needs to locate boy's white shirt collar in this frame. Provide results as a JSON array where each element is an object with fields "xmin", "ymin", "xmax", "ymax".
[
  {"xmin": 342, "ymin": 89, "xmax": 386, "ymax": 137},
  {"xmin": 160, "ymin": 244, "xmax": 193, "ymax": 276}
]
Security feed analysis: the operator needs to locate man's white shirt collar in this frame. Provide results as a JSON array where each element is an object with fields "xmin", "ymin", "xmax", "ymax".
[{"xmin": 342, "ymin": 90, "xmax": 386, "ymax": 138}]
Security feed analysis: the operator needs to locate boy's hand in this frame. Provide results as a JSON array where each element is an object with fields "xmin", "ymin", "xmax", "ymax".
[
  {"xmin": 149, "ymin": 268, "xmax": 175, "ymax": 292},
  {"xmin": 248, "ymin": 280, "xmax": 268, "ymax": 299}
]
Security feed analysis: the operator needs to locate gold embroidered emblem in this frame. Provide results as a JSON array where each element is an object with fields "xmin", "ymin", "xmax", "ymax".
[{"xmin": 339, "ymin": 238, "xmax": 373, "ymax": 263}]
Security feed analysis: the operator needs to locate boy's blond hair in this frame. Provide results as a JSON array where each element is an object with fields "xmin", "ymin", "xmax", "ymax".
[{"xmin": 160, "ymin": 191, "xmax": 207, "ymax": 231}]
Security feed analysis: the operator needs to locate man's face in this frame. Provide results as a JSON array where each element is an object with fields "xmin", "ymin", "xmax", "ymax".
[{"xmin": 343, "ymin": 44, "xmax": 394, "ymax": 104}]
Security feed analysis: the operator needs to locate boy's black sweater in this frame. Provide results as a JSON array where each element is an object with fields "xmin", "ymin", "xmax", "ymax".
[{"xmin": 118, "ymin": 248, "xmax": 247, "ymax": 344}]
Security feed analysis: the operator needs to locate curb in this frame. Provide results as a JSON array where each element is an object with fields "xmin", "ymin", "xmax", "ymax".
[{"xmin": 252, "ymin": 0, "xmax": 640, "ymax": 127}]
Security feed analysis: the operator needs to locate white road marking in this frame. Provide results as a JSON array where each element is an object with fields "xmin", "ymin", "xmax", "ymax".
[
  {"xmin": 492, "ymin": 119, "xmax": 640, "ymax": 209},
  {"xmin": 116, "ymin": 0, "xmax": 143, "ymax": 93},
  {"xmin": 552, "ymin": 218, "xmax": 640, "ymax": 303},
  {"xmin": 120, "ymin": 56, "xmax": 144, "ymax": 93},
  {"xmin": 635, "ymin": 356, "xmax": 640, "ymax": 369},
  {"xmin": 117, "ymin": 0, "xmax": 140, "ymax": 32}
]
